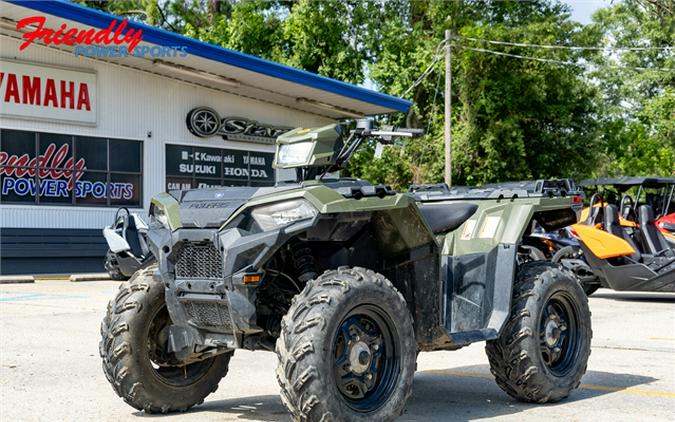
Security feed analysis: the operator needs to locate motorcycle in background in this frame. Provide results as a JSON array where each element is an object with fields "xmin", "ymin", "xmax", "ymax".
[{"xmin": 102, "ymin": 208, "xmax": 154, "ymax": 280}]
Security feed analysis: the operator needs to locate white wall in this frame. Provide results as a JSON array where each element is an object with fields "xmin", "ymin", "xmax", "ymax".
[{"xmin": 0, "ymin": 36, "xmax": 331, "ymax": 229}]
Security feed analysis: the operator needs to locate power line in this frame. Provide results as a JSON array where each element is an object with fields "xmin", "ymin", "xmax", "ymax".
[
  {"xmin": 452, "ymin": 43, "xmax": 675, "ymax": 72},
  {"xmin": 402, "ymin": 37, "xmax": 673, "ymax": 97},
  {"xmin": 402, "ymin": 39, "xmax": 447, "ymax": 96},
  {"xmin": 453, "ymin": 34, "xmax": 673, "ymax": 52}
]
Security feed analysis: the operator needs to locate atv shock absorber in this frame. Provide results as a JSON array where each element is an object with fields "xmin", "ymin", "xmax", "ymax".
[{"xmin": 290, "ymin": 240, "xmax": 317, "ymax": 282}]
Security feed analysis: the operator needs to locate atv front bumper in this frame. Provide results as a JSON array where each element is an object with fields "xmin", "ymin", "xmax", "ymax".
[{"xmin": 148, "ymin": 219, "xmax": 315, "ymax": 354}]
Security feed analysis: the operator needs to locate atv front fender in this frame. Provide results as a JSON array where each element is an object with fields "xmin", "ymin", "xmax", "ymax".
[{"xmin": 153, "ymin": 218, "xmax": 317, "ymax": 356}]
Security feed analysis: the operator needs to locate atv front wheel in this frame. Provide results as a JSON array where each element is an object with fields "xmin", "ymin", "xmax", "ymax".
[
  {"xmin": 486, "ymin": 262, "xmax": 592, "ymax": 403},
  {"xmin": 100, "ymin": 265, "xmax": 231, "ymax": 413},
  {"xmin": 276, "ymin": 267, "xmax": 416, "ymax": 421}
]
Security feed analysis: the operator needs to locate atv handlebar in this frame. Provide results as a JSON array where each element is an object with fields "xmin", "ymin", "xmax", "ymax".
[
  {"xmin": 371, "ymin": 128, "xmax": 424, "ymax": 138},
  {"xmin": 371, "ymin": 130, "xmax": 414, "ymax": 138},
  {"xmin": 330, "ymin": 123, "xmax": 425, "ymax": 174},
  {"xmin": 355, "ymin": 126, "xmax": 424, "ymax": 144}
]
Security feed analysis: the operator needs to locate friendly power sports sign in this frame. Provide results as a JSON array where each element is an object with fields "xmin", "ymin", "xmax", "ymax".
[{"xmin": 0, "ymin": 129, "xmax": 142, "ymax": 207}]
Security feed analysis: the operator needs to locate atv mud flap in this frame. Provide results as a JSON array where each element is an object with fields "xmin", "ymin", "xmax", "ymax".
[{"xmin": 442, "ymin": 244, "xmax": 516, "ymax": 346}]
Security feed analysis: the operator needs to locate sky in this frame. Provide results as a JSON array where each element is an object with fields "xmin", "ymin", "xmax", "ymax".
[{"xmin": 566, "ymin": 0, "xmax": 613, "ymax": 24}]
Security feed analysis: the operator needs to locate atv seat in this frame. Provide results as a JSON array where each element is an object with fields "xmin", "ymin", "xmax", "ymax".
[
  {"xmin": 604, "ymin": 204, "xmax": 641, "ymax": 261},
  {"xmin": 418, "ymin": 203, "xmax": 478, "ymax": 234},
  {"xmin": 638, "ymin": 205, "xmax": 672, "ymax": 256}
]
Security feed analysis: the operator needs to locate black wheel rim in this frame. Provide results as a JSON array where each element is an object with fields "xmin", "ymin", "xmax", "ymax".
[
  {"xmin": 538, "ymin": 292, "xmax": 581, "ymax": 376},
  {"xmin": 332, "ymin": 304, "xmax": 400, "ymax": 413},
  {"xmin": 146, "ymin": 305, "xmax": 214, "ymax": 387}
]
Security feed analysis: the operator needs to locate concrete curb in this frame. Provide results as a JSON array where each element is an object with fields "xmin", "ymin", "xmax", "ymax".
[
  {"xmin": 0, "ymin": 275, "xmax": 35, "ymax": 284},
  {"xmin": 69, "ymin": 273, "xmax": 112, "ymax": 282}
]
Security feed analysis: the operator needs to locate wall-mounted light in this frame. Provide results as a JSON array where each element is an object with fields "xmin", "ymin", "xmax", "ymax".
[
  {"xmin": 296, "ymin": 97, "xmax": 363, "ymax": 119},
  {"xmin": 153, "ymin": 60, "xmax": 240, "ymax": 88}
]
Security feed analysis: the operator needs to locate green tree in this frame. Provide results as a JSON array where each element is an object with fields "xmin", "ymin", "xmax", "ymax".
[
  {"xmin": 587, "ymin": 0, "xmax": 675, "ymax": 176},
  {"xmin": 352, "ymin": 0, "xmax": 604, "ymax": 188},
  {"xmin": 73, "ymin": 0, "xmax": 673, "ymax": 186}
]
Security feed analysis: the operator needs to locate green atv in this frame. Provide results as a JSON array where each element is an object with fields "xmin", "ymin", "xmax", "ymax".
[{"xmin": 100, "ymin": 120, "xmax": 592, "ymax": 421}]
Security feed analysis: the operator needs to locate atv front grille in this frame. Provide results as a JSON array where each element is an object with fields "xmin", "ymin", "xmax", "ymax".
[
  {"xmin": 183, "ymin": 300, "xmax": 233, "ymax": 331},
  {"xmin": 174, "ymin": 242, "xmax": 223, "ymax": 279}
]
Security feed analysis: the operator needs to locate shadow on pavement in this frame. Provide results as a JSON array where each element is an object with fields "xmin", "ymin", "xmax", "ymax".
[
  {"xmin": 183, "ymin": 395, "xmax": 289, "ymax": 421},
  {"xmin": 592, "ymin": 291, "xmax": 675, "ymax": 303},
  {"xmin": 404, "ymin": 364, "xmax": 658, "ymax": 421},
  {"xmin": 148, "ymin": 363, "xmax": 657, "ymax": 421}
]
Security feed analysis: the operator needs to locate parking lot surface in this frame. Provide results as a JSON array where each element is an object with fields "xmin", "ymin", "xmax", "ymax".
[{"xmin": 1, "ymin": 280, "xmax": 674, "ymax": 421}]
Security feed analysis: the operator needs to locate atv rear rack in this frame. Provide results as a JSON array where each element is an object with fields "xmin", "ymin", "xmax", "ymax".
[{"xmin": 409, "ymin": 179, "xmax": 582, "ymax": 202}]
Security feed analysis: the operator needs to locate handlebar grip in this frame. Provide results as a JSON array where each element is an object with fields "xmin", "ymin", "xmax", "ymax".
[
  {"xmin": 390, "ymin": 128, "xmax": 424, "ymax": 138},
  {"xmin": 397, "ymin": 128, "xmax": 424, "ymax": 135}
]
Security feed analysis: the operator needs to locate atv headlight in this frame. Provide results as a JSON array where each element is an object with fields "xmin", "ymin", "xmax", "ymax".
[
  {"xmin": 276, "ymin": 142, "xmax": 314, "ymax": 166},
  {"xmin": 150, "ymin": 204, "xmax": 169, "ymax": 228},
  {"xmin": 251, "ymin": 199, "xmax": 317, "ymax": 231}
]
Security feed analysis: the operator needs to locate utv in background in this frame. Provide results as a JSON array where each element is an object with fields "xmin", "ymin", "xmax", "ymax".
[
  {"xmin": 102, "ymin": 207, "xmax": 154, "ymax": 280},
  {"xmin": 100, "ymin": 120, "xmax": 591, "ymax": 421},
  {"xmin": 549, "ymin": 177, "xmax": 675, "ymax": 295}
]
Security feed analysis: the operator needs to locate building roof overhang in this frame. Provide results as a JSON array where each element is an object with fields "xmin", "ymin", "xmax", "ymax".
[{"xmin": 1, "ymin": 0, "xmax": 411, "ymax": 119}]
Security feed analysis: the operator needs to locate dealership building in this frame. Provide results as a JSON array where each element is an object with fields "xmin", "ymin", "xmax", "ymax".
[{"xmin": 0, "ymin": 0, "xmax": 410, "ymax": 275}]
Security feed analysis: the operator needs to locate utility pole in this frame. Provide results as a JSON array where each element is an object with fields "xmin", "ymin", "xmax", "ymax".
[{"xmin": 444, "ymin": 29, "xmax": 452, "ymax": 187}]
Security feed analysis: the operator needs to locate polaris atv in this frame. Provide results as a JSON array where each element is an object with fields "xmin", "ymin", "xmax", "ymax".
[{"xmin": 100, "ymin": 120, "xmax": 591, "ymax": 421}]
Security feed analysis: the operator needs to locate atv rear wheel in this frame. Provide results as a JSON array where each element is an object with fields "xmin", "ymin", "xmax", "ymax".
[
  {"xmin": 276, "ymin": 267, "xmax": 416, "ymax": 421},
  {"xmin": 100, "ymin": 265, "xmax": 231, "ymax": 413},
  {"xmin": 486, "ymin": 262, "xmax": 591, "ymax": 403}
]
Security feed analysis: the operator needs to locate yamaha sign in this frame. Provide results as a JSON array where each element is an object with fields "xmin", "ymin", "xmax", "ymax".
[{"xmin": 186, "ymin": 106, "xmax": 291, "ymax": 145}]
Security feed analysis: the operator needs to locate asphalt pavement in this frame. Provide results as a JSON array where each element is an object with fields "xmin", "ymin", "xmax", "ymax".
[{"xmin": 1, "ymin": 280, "xmax": 674, "ymax": 421}]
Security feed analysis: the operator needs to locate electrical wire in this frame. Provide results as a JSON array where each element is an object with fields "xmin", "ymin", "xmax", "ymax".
[
  {"xmin": 402, "ymin": 38, "xmax": 448, "ymax": 96},
  {"xmin": 453, "ymin": 34, "xmax": 673, "ymax": 52},
  {"xmin": 451, "ymin": 43, "xmax": 675, "ymax": 72},
  {"xmin": 265, "ymin": 269, "xmax": 301, "ymax": 292},
  {"xmin": 402, "ymin": 35, "xmax": 673, "ymax": 97}
]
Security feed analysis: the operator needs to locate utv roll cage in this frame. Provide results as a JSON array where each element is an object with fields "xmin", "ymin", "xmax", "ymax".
[{"xmin": 579, "ymin": 177, "xmax": 675, "ymax": 218}]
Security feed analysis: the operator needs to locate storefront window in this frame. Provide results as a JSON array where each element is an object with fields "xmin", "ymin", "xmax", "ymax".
[
  {"xmin": 165, "ymin": 144, "xmax": 274, "ymax": 191},
  {"xmin": 0, "ymin": 129, "xmax": 143, "ymax": 207}
]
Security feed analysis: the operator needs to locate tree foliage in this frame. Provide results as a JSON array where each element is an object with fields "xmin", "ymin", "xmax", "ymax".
[
  {"xmin": 586, "ymin": 0, "xmax": 674, "ymax": 176},
  {"xmin": 77, "ymin": 0, "xmax": 675, "ymax": 187}
]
